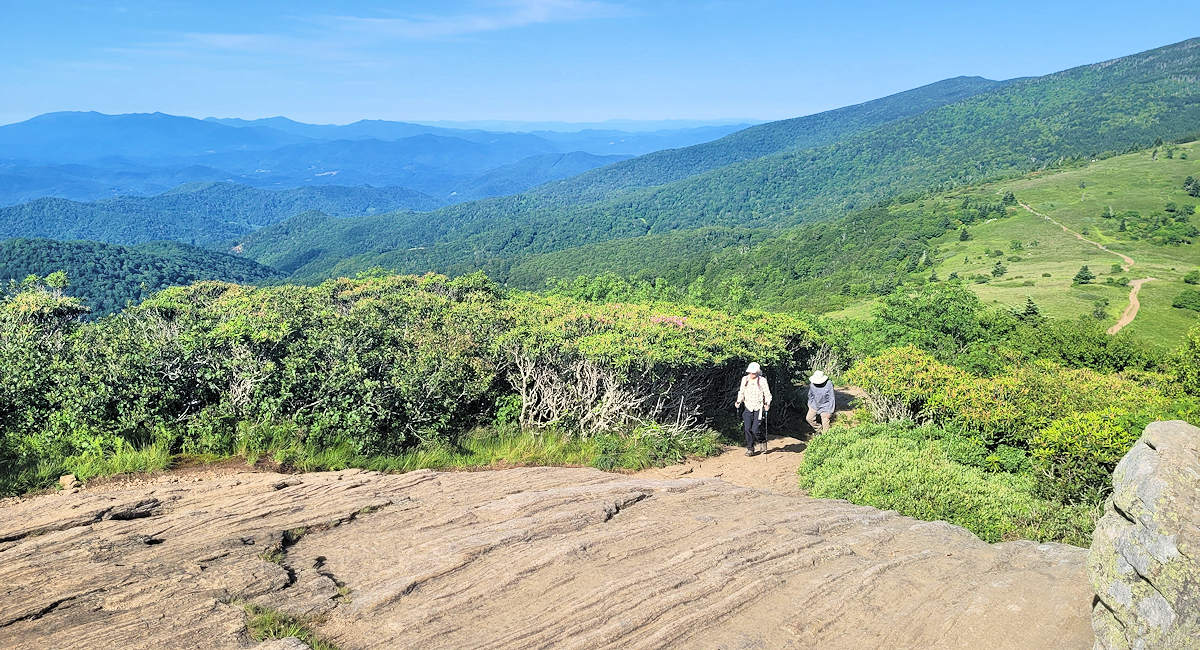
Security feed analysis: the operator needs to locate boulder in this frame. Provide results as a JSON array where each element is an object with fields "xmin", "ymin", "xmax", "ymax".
[
  {"xmin": 1089, "ymin": 420, "xmax": 1200, "ymax": 649},
  {"xmin": 58, "ymin": 474, "xmax": 79, "ymax": 490}
]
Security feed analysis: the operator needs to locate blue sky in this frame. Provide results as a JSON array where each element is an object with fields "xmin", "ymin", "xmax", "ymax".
[{"xmin": 1, "ymin": 1, "xmax": 1195, "ymax": 126}]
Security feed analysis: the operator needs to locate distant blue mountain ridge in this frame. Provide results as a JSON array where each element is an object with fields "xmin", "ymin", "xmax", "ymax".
[{"xmin": 0, "ymin": 111, "xmax": 742, "ymax": 206}]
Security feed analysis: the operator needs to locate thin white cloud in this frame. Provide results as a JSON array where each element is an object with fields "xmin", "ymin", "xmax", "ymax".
[
  {"xmin": 327, "ymin": 0, "xmax": 628, "ymax": 40},
  {"xmin": 106, "ymin": 0, "xmax": 629, "ymax": 63}
]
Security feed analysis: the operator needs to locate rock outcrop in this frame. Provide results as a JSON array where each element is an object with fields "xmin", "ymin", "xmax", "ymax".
[
  {"xmin": 0, "ymin": 467, "xmax": 1093, "ymax": 649},
  {"xmin": 1090, "ymin": 420, "xmax": 1200, "ymax": 649}
]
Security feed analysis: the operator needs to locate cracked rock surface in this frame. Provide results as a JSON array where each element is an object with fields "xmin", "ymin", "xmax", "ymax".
[
  {"xmin": 1, "ymin": 466, "xmax": 1092, "ymax": 649},
  {"xmin": 1090, "ymin": 420, "xmax": 1200, "ymax": 649}
]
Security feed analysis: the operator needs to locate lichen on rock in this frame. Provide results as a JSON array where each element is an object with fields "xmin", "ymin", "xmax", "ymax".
[{"xmin": 1089, "ymin": 420, "xmax": 1200, "ymax": 649}]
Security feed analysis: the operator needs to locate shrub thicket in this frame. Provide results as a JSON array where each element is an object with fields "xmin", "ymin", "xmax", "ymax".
[
  {"xmin": 828, "ymin": 283, "xmax": 1160, "ymax": 376},
  {"xmin": 798, "ymin": 423, "xmax": 1095, "ymax": 545},
  {"xmin": 825, "ymin": 342, "xmax": 1199, "ymax": 544},
  {"xmin": 0, "ymin": 272, "xmax": 818, "ymax": 495},
  {"xmin": 847, "ymin": 346, "xmax": 1170, "ymax": 446}
]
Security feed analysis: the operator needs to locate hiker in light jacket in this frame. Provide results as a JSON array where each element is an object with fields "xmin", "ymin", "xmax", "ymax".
[
  {"xmin": 806, "ymin": 370, "xmax": 835, "ymax": 435},
  {"xmin": 735, "ymin": 362, "xmax": 772, "ymax": 455}
]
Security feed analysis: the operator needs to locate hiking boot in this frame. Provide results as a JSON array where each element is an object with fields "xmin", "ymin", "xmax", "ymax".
[
  {"xmin": 744, "ymin": 447, "xmax": 755, "ymax": 456},
  {"xmin": 758, "ymin": 441, "xmax": 768, "ymax": 453}
]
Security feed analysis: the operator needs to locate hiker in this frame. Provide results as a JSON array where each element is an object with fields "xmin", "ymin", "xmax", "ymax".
[
  {"xmin": 735, "ymin": 362, "xmax": 772, "ymax": 455},
  {"xmin": 806, "ymin": 370, "xmax": 835, "ymax": 435}
]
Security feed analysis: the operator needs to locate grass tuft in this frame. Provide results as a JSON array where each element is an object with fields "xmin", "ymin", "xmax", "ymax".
[{"xmin": 241, "ymin": 602, "xmax": 340, "ymax": 650}]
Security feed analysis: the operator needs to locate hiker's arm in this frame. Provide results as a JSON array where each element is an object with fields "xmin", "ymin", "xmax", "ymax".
[
  {"xmin": 735, "ymin": 379, "xmax": 745, "ymax": 408},
  {"xmin": 763, "ymin": 378, "xmax": 773, "ymax": 410}
]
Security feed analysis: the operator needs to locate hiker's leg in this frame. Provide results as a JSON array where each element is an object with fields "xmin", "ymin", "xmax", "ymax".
[
  {"xmin": 806, "ymin": 407, "xmax": 820, "ymax": 432},
  {"xmin": 820, "ymin": 411, "xmax": 832, "ymax": 434},
  {"xmin": 750, "ymin": 410, "xmax": 762, "ymax": 442},
  {"xmin": 742, "ymin": 410, "xmax": 755, "ymax": 449}
]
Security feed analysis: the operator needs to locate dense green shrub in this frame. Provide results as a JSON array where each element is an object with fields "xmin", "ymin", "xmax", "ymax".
[
  {"xmin": 797, "ymin": 423, "xmax": 1094, "ymax": 545},
  {"xmin": 827, "ymin": 284, "xmax": 1160, "ymax": 375},
  {"xmin": 498, "ymin": 293, "xmax": 817, "ymax": 433},
  {"xmin": 1030, "ymin": 409, "xmax": 1146, "ymax": 504},
  {"xmin": 1172, "ymin": 324, "xmax": 1200, "ymax": 395},
  {"xmin": 0, "ymin": 271, "xmax": 818, "ymax": 494},
  {"xmin": 1172, "ymin": 288, "xmax": 1200, "ymax": 312},
  {"xmin": 848, "ymin": 346, "xmax": 1169, "ymax": 446}
]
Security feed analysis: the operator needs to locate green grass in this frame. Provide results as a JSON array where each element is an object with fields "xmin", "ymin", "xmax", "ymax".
[
  {"xmin": 798, "ymin": 423, "xmax": 1096, "ymax": 546},
  {"xmin": 926, "ymin": 141, "xmax": 1200, "ymax": 347},
  {"xmin": 25, "ymin": 426, "xmax": 724, "ymax": 494},
  {"xmin": 240, "ymin": 602, "xmax": 340, "ymax": 650},
  {"xmin": 61, "ymin": 442, "xmax": 173, "ymax": 482},
  {"xmin": 275, "ymin": 426, "xmax": 724, "ymax": 474}
]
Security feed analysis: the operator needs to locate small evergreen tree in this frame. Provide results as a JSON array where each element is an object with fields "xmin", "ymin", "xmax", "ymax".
[
  {"xmin": 1001, "ymin": 191, "xmax": 1016, "ymax": 206},
  {"xmin": 1073, "ymin": 265, "xmax": 1095, "ymax": 284},
  {"xmin": 959, "ymin": 227, "xmax": 971, "ymax": 241},
  {"xmin": 1020, "ymin": 297, "xmax": 1041, "ymax": 320},
  {"xmin": 991, "ymin": 261, "xmax": 1007, "ymax": 278}
]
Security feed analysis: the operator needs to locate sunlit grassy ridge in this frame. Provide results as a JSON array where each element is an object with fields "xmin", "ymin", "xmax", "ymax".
[{"xmin": 930, "ymin": 141, "xmax": 1200, "ymax": 346}]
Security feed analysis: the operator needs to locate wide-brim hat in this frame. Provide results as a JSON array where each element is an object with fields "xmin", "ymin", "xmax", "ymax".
[{"xmin": 810, "ymin": 370, "xmax": 829, "ymax": 384}]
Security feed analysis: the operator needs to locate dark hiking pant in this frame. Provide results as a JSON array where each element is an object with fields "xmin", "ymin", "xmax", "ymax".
[{"xmin": 742, "ymin": 409, "xmax": 764, "ymax": 449}]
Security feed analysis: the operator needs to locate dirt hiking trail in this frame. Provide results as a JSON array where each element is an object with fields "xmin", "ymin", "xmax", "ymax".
[
  {"xmin": 1107, "ymin": 277, "xmax": 1155, "ymax": 335},
  {"xmin": 637, "ymin": 387, "xmax": 863, "ymax": 494},
  {"xmin": 1017, "ymin": 201, "xmax": 1153, "ymax": 334}
]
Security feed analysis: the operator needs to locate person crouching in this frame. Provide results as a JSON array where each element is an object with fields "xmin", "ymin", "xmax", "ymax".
[{"xmin": 735, "ymin": 362, "xmax": 772, "ymax": 455}]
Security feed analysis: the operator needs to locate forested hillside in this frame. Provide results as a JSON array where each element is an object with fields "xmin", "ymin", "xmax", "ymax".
[
  {"xmin": 522, "ymin": 75, "xmax": 1004, "ymax": 205},
  {"xmin": 0, "ymin": 238, "xmax": 281, "ymax": 316},
  {"xmin": 236, "ymin": 39, "xmax": 1200, "ymax": 283},
  {"xmin": 0, "ymin": 183, "xmax": 440, "ymax": 247}
]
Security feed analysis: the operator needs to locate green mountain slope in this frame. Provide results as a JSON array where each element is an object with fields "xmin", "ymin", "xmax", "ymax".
[
  {"xmin": 0, "ymin": 182, "xmax": 441, "ymax": 247},
  {"xmin": 507, "ymin": 141, "xmax": 1200, "ymax": 346},
  {"xmin": 451, "ymin": 151, "xmax": 632, "ymax": 201},
  {"xmin": 0, "ymin": 238, "xmax": 282, "ymax": 316},
  {"xmin": 239, "ymin": 39, "xmax": 1200, "ymax": 283},
  {"xmin": 523, "ymin": 75, "xmax": 1005, "ymax": 204}
]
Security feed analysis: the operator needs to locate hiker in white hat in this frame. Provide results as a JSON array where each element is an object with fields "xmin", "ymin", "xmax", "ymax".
[
  {"xmin": 806, "ymin": 370, "xmax": 835, "ymax": 435},
  {"xmin": 734, "ymin": 362, "xmax": 772, "ymax": 455}
]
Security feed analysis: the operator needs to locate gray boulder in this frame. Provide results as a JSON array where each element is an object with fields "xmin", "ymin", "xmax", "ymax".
[{"xmin": 1090, "ymin": 420, "xmax": 1200, "ymax": 649}]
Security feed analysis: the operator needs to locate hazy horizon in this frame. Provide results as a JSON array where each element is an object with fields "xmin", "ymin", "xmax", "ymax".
[
  {"xmin": 2, "ymin": 1, "xmax": 1196, "ymax": 126},
  {"xmin": 0, "ymin": 111, "xmax": 763, "ymax": 132}
]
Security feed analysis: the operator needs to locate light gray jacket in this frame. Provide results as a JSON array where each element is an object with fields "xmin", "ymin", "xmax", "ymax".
[{"xmin": 808, "ymin": 381, "xmax": 835, "ymax": 414}]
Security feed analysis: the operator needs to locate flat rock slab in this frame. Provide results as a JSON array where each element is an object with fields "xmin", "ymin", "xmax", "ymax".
[{"xmin": 0, "ymin": 467, "xmax": 1093, "ymax": 649}]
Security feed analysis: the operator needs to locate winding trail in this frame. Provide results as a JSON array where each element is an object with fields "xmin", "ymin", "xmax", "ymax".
[
  {"xmin": 1107, "ymin": 277, "xmax": 1156, "ymax": 335},
  {"xmin": 1017, "ymin": 201, "xmax": 1153, "ymax": 334}
]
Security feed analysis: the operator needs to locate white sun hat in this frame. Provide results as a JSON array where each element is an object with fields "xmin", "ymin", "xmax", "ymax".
[
  {"xmin": 810, "ymin": 370, "xmax": 829, "ymax": 384},
  {"xmin": 745, "ymin": 362, "xmax": 762, "ymax": 374}
]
